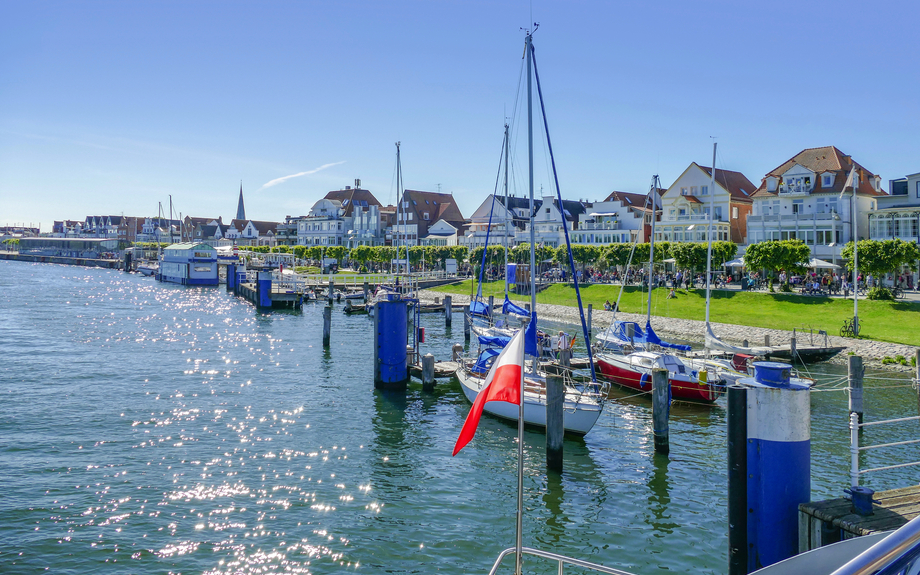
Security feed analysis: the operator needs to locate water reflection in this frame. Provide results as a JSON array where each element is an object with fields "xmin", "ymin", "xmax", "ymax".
[{"xmin": 646, "ymin": 452, "xmax": 678, "ymax": 535}]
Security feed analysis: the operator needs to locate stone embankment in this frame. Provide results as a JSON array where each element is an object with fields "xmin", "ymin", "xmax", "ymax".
[{"xmin": 421, "ymin": 290, "xmax": 919, "ymax": 373}]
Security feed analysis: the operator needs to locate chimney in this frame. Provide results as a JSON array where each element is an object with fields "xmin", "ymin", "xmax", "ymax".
[{"xmin": 355, "ymin": 178, "xmax": 361, "ymax": 189}]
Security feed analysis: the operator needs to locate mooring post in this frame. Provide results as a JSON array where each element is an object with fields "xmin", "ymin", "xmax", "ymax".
[
  {"xmin": 322, "ymin": 305, "xmax": 332, "ymax": 347},
  {"xmin": 406, "ymin": 345, "xmax": 414, "ymax": 374},
  {"xmin": 373, "ymin": 300, "xmax": 409, "ymax": 390},
  {"xmin": 587, "ymin": 303, "xmax": 593, "ymax": 339},
  {"xmin": 452, "ymin": 343, "xmax": 464, "ymax": 362},
  {"xmin": 421, "ymin": 353, "xmax": 435, "ymax": 392},
  {"xmin": 546, "ymin": 372, "xmax": 564, "ymax": 472},
  {"xmin": 764, "ymin": 334, "xmax": 771, "ymax": 347},
  {"xmin": 328, "ymin": 278, "xmax": 334, "ymax": 303},
  {"xmin": 848, "ymin": 354, "xmax": 864, "ymax": 423},
  {"xmin": 444, "ymin": 295, "xmax": 452, "ymax": 327},
  {"xmin": 488, "ymin": 295, "xmax": 494, "ymax": 319},
  {"xmin": 742, "ymin": 339, "xmax": 749, "ymax": 348},
  {"xmin": 652, "ymin": 368, "xmax": 670, "ymax": 455},
  {"xmin": 363, "ymin": 281, "xmax": 369, "ymax": 302},
  {"xmin": 727, "ymin": 384, "xmax": 748, "ymax": 575},
  {"xmin": 434, "ymin": 296, "xmax": 440, "ymax": 305},
  {"xmin": 790, "ymin": 337, "xmax": 797, "ymax": 364},
  {"xmin": 626, "ymin": 322, "xmax": 635, "ymax": 346}
]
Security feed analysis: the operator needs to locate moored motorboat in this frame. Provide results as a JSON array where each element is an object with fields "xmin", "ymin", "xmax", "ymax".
[{"xmin": 595, "ymin": 350, "xmax": 725, "ymax": 403}]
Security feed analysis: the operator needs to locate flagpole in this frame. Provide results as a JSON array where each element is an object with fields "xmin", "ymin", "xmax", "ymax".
[{"xmin": 515, "ymin": 317, "xmax": 526, "ymax": 574}]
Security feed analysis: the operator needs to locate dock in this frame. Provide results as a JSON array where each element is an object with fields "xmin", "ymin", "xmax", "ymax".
[
  {"xmin": 798, "ymin": 484, "xmax": 920, "ymax": 551},
  {"xmin": 408, "ymin": 361, "xmax": 458, "ymax": 379}
]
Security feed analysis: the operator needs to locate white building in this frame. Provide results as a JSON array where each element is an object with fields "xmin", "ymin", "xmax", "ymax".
[
  {"xmin": 871, "ymin": 172, "xmax": 920, "ymax": 242},
  {"xmin": 574, "ymin": 191, "xmax": 657, "ymax": 245},
  {"xmin": 463, "ymin": 195, "xmax": 530, "ymax": 249},
  {"xmin": 513, "ymin": 194, "xmax": 586, "ymax": 249},
  {"xmin": 657, "ymin": 163, "xmax": 755, "ymax": 245},
  {"xmin": 420, "ymin": 219, "xmax": 461, "ymax": 246},
  {"xmin": 297, "ymin": 198, "xmax": 346, "ymax": 246},
  {"xmin": 746, "ymin": 146, "xmax": 884, "ymax": 263}
]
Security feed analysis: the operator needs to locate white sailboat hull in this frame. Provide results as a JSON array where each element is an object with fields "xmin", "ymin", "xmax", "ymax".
[{"xmin": 455, "ymin": 366, "xmax": 603, "ymax": 435}]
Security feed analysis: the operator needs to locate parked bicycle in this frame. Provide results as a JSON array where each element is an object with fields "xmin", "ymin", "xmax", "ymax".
[{"xmin": 840, "ymin": 318, "xmax": 858, "ymax": 338}]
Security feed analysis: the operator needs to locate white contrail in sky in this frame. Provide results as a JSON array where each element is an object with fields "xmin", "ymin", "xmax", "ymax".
[{"xmin": 260, "ymin": 162, "xmax": 345, "ymax": 189}]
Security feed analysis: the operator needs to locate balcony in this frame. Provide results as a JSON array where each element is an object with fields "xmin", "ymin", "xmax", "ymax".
[
  {"xmin": 581, "ymin": 221, "xmax": 621, "ymax": 230},
  {"xmin": 674, "ymin": 214, "xmax": 720, "ymax": 222}
]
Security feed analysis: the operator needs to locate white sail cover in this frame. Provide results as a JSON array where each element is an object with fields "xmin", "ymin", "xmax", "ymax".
[{"xmin": 704, "ymin": 323, "xmax": 772, "ymax": 356}]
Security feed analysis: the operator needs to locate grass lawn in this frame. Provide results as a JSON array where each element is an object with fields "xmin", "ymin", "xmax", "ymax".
[{"xmin": 433, "ymin": 280, "xmax": 920, "ymax": 347}]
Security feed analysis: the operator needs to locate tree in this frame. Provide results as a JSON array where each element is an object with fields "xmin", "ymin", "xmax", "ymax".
[
  {"xmin": 601, "ymin": 243, "xmax": 634, "ymax": 269},
  {"xmin": 325, "ymin": 246, "xmax": 347, "ymax": 262},
  {"xmin": 743, "ymin": 240, "xmax": 811, "ymax": 290},
  {"xmin": 711, "ymin": 241, "xmax": 738, "ymax": 268},
  {"xmin": 841, "ymin": 238, "xmax": 920, "ymax": 297},
  {"xmin": 670, "ymin": 242, "xmax": 708, "ymax": 271},
  {"xmin": 349, "ymin": 245, "xmax": 372, "ymax": 268}
]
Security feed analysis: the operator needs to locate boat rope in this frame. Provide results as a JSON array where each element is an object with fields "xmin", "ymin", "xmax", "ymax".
[{"xmin": 529, "ymin": 41, "xmax": 596, "ymax": 383}]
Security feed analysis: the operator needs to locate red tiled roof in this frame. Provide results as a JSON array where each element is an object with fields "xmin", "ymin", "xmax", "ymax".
[
  {"xmin": 752, "ymin": 146, "xmax": 885, "ymax": 198},
  {"xmin": 695, "ymin": 165, "xmax": 756, "ymax": 203}
]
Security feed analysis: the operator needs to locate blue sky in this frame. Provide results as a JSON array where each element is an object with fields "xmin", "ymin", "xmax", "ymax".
[{"xmin": 1, "ymin": 0, "xmax": 917, "ymax": 231}]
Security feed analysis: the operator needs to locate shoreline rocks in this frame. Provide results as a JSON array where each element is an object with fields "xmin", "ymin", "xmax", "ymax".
[{"xmin": 420, "ymin": 290, "xmax": 919, "ymax": 373}]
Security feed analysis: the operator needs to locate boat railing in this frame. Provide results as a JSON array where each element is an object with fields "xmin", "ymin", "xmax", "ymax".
[
  {"xmin": 488, "ymin": 546, "xmax": 636, "ymax": 575},
  {"xmin": 849, "ymin": 412, "xmax": 920, "ymax": 488},
  {"xmin": 827, "ymin": 514, "xmax": 920, "ymax": 575}
]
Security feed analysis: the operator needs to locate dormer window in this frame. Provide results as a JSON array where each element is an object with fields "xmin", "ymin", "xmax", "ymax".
[
  {"xmin": 823, "ymin": 174, "xmax": 833, "ymax": 187},
  {"xmin": 766, "ymin": 177, "xmax": 777, "ymax": 192}
]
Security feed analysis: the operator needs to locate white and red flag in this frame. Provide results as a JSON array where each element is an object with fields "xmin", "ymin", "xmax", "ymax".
[{"xmin": 453, "ymin": 327, "xmax": 525, "ymax": 456}]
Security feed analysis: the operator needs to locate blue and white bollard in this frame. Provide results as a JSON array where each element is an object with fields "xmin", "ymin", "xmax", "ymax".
[
  {"xmin": 728, "ymin": 361, "xmax": 811, "ymax": 574},
  {"xmin": 373, "ymin": 300, "xmax": 408, "ymax": 389},
  {"xmin": 257, "ymin": 271, "xmax": 273, "ymax": 308}
]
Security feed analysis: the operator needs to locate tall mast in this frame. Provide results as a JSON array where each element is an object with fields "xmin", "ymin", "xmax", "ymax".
[
  {"xmin": 503, "ymin": 122, "xmax": 510, "ymax": 299},
  {"xmin": 526, "ymin": 32, "xmax": 537, "ymax": 378},
  {"xmin": 396, "ymin": 141, "xmax": 403, "ymax": 275},
  {"xmin": 646, "ymin": 176, "xmax": 659, "ymax": 325},
  {"xmin": 705, "ymin": 142, "xmax": 717, "ymax": 328},
  {"xmin": 851, "ymin": 169, "xmax": 859, "ymax": 336}
]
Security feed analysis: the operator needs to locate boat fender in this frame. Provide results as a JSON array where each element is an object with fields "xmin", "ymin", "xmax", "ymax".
[
  {"xmin": 418, "ymin": 327, "xmax": 425, "ymax": 343},
  {"xmin": 699, "ymin": 370, "xmax": 708, "ymax": 385},
  {"xmin": 639, "ymin": 373, "xmax": 649, "ymax": 389}
]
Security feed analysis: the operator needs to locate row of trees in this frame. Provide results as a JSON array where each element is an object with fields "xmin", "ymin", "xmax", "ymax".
[
  {"xmin": 470, "ymin": 241, "xmax": 739, "ymax": 272},
  {"xmin": 743, "ymin": 238, "xmax": 920, "ymax": 296}
]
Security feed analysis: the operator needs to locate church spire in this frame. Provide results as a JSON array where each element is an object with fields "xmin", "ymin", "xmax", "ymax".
[{"xmin": 236, "ymin": 181, "xmax": 246, "ymax": 221}]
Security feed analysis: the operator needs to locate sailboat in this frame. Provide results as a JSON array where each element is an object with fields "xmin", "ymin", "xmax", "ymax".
[
  {"xmin": 454, "ymin": 31, "xmax": 606, "ymax": 435},
  {"xmin": 593, "ymin": 177, "xmax": 728, "ymax": 403}
]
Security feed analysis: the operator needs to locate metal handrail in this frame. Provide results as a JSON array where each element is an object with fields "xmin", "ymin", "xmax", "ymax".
[
  {"xmin": 829, "ymin": 514, "xmax": 920, "ymax": 575},
  {"xmin": 489, "ymin": 547, "xmax": 636, "ymax": 575},
  {"xmin": 850, "ymin": 412, "xmax": 920, "ymax": 487}
]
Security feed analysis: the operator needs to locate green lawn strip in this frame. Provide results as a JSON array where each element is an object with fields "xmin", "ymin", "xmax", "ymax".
[{"xmin": 431, "ymin": 280, "xmax": 920, "ymax": 347}]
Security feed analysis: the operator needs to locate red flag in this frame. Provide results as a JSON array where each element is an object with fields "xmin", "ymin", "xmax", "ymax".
[{"xmin": 453, "ymin": 328, "xmax": 525, "ymax": 456}]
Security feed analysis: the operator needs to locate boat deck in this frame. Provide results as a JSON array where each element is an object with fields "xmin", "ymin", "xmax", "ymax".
[
  {"xmin": 408, "ymin": 361, "xmax": 459, "ymax": 379},
  {"xmin": 799, "ymin": 484, "xmax": 920, "ymax": 552}
]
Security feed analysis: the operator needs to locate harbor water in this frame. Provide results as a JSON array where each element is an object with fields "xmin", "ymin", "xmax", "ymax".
[{"xmin": 1, "ymin": 260, "xmax": 917, "ymax": 574}]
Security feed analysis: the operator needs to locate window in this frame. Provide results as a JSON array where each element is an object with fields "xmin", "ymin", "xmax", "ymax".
[
  {"xmin": 545, "ymin": 208, "xmax": 551, "ymax": 214},
  {"xmin": 732, "ymin": 206, "xmax": 739, "ymax": 219},
  {"xmin": 793, "ymin": 199, "xmax": 804, "ymax": 214},
  {"xmin": 823, "ymin": 175, "xmax": 832, "ymax": 187},
  {"xmin": 680, "ymin": 187, "xmax": 689, "ymax": 195},
  {"xmin": 423, "ymin": 212, "xmax": 430, "ymax": 221},
  {"xmin": 714, "ymin": 206, "xmax": 723, "ymax": 220},
  {"xmin": 700, "ymin": 185, "xmax": 708, "ymax": 196}
]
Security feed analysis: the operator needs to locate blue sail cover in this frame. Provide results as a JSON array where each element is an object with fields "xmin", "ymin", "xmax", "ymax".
[
  {"xmin": 472, "ymin": 348, "xmax": 501, "ymax": 375},
  {"xmin": 502, "ymin": 296, "xmax": 528, "ymax": 317},
  {"xmin": 478, "ymin": 335, "xmax": 511, "ymax": 348},
  {"xmin": 506, "ymin": 263, "xmax": 517, "ymax": 286},
  {"xmin": 524, "ymin": 312, "xmax": 538, "ymax": 357},
  {"xmin": 645, "ymin": 321, "xmax": 692, "ymax": 352},
  {"xmin": 469, "ymin": 300, "xmax": 490, "ymax": 317}
]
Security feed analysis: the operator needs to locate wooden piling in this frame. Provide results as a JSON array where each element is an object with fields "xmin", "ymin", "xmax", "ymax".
[
  {"xmin": 652, "ymin": 368, "xmax": 670, "ymax": 454},
  {"xmin": 328, "ymin": 278, "xmax": 334, "ymax": 302},
  {"xmin": 848, "ymin": 354, "xmax": 864, "ymax": 423},
  {"xmin": 626, "ymin": 322, "xmax": 635, "ymax": 345},
  {"xmin": 546, "ymin": 373, "xmax": 564, "ymax": 472},
  {"xmin": 444, "ymin": 295, "xmax": 452, "ymax": 327},
  {"xmin": 363, "ymin": 281, "xmax": 369, "ymax": 301},
  {"xmin": 488, "ymin": 295, "xmax": 494, "ymax": 318},
  {"xmin": 790, "ymin": 337, "xmax": 797, "ymax": 364},
  {"xmin": 322, "ymin": 305, "xmax": 332, "ymax": 347},
  {"xmin": 742, "ymin": 339, "xmax": 749, "ymax": 348},
  {"xmin": 764, "ymin": 334, "xmax": 771, "ymax": 347},
  {"xmin": 421, "ymin": 354, "xmax": 435, "ymax": 392}
]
